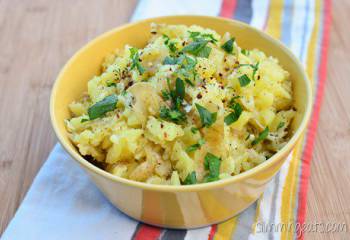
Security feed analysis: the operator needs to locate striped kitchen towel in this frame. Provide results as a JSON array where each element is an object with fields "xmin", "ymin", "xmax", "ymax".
[{"xmin": 1, "ymin": 0, "xmax": 331, "ymax": 240}]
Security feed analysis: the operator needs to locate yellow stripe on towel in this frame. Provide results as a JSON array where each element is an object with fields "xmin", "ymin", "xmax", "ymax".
[
  {"xmin": 214, "ymin": 217, "xmax": 238, "ymax": 240},
  {"xmin": 266, "ymin": 0, "xmax": 285, "ymax": 39}
]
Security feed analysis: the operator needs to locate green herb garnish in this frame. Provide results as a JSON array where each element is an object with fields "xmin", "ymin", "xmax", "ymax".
[
  {"xmin": 160, "ymin": 106, "xmax": 186, "ymax": 124},
  {"xmin": 159, "ymin": 78, "xmax": 187, "ymax": 124},
  {"xmin": 185, "ymin": 79, "xmax": 195, "ymax": 86},
  {"xmin": 106, "ymin": 82, "xmax": 116, "ymax": 87},
  {"xmin": 224, "ymin": 102, "xmax": 243, "ymax": 125},
  {"xmin": 168, "ymin": 41, "xmax": 177, "ymax": 52},
  {"xmin": 241, "ymin": 49, "xmax": 249, "ymax": 56},
  {"xmin": 188, "ymin": 31, "xmax": 201, "ymax": 39},
  {"xmin": 162, "ymin": 34, "xmax": 177, "ymax": 53},
  {"xmin": 161, "ymin": 90, "xmax": 171, "ymax": 100},
  {"xmin": 162, "ymin": 34, "xmax": 170, "ymax": 44},
  {"xmin": 173, "ymin": 55, "xmax": 198, "ymax": 83},
  {"xmin": 196, "ymin": 46, "xmax": 211, "ymax": 58},
  {"xmin": 252, "ymin": 62, "xmax": 259, "ymax": 79},
  {"xmin": 81, "ymin": 118, "xmax": 89, "ymax": 123},
  {"xmin": 204, "ymin": 153, "xmax": 221, "ymax": 182},
  {"xmin": 191, "ymin": 127, "xmax": 199, "ymax": 134},
  {"xmin": 201, "ymin": 33, "xmax": 218, "ymax": 43},
  {"xmin": 229, "ymin": 96, "xmax": 241, "ymax": 105},
  {"xmin": 182, "ymin": 40, "xmax": 211, "ymax": 58},
  {"xmin": 252, "ymin": 127, "xmax": 269, "ymax": 145},
  {"xmin": 188, "ymin": 31, "xmax": 218, "ymax": 43},
  {"xmin": 163, "ymin": 56, "xmax": 178, "ymax": 65},
  {"xmin": 175, "ymin": 78, "xmax": 185, "ymax": 100},
  {"xmin": 277, "ymin": 122, "xmax": 285, "ymax": 130},
  {"xmin": 221, "ymin": 38, "xmax": 235, "ymax": 53},
  {"xmin": 238, "ymin": 74, "xmax": 251, "ymax": 87},
  {"xmin": 183, "ymin": 171, "xmax": 197, "ymax": 185},
  {"xmin": 88, "ymin": 94, "xmax": 118, "ymax": 120},
  {"xmin": 186, "ymin": 139, "xmax": 206, "ymax": 152},
  {"xmin": 195, "ymin": 104, "xmax": 217, "ymax": 128},
  {"xmin": 129, "ymin": 47, "xmax": 145, "ymax": 74}
]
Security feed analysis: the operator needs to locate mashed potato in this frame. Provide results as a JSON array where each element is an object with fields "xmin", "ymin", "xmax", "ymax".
[{"xmin": 65, "ymin": 23, "xmax": 295, "ymax": 185}]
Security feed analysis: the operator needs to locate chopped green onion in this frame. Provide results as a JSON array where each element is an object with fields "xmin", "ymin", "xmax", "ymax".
[
  {"xmin": 88, "ymin": 94, "xmax": 118, "ymax": 120},
  {"xmin": 186, "ymin": 139, "xmax": 206, "ymax": 152},
  {"xmin": 81, "ymin": 118, "xmax": 89, "ymax": 123},
  {"xmin": 129, "ymin": 47, "xmax": 145, "ymax": 74},
  {"xmin": 191, "ymin": 127, "xmax": 199, "ymax": 134},
  {"xmin": 204, "ymin": 153, "xmax": 221, "ymax": 182},
  {"xmin": 252, "ymin": 127, "xmax": 269, "ymax": 145},
  {"xmin": 277, "ymin": 122, "xmax": 285, "ymax": 130}
]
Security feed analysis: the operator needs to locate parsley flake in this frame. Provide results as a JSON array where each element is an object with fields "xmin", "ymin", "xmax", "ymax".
[
  {"xmin": 175, "ymin": 78, "xmax": 185, "ymax": 100},
  {"xmin": 186, "ymin": 139, "xmax": 206, "ymax": 152},
  {"xmin": 238, "ymin": 74, "xmax": 251, "ymax": 87},
  {"xmin": 204, "ymin": 153, "xmax": 221, "ymax": 182},
  {"xmin": 195, "ymin": 104, "xmax": 217, "ymax": 128},
  {"xmin": 221, "ymin": 38, "xmax": 235, "ymax": 53},
  {"xmin": 182, "ymin": 40, "xmax": 211, "ymax": 58},
  {"xmin": 160, "ymin": 106, "xmax": 186, "ymax": 124},
  {"xmin": 224, "ymin": 102, "xmax": 243, "ymax": 125}
]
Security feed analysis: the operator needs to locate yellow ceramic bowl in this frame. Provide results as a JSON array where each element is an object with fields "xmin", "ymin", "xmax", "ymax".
[{"xmin": 50, "ymin": 15, "xmax": 312, "ymax": 229}]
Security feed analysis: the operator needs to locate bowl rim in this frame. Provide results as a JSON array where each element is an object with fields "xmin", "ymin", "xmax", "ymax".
[{"xmin": 50, "ymin": 15, "xmax": 312, "ymax": 192}]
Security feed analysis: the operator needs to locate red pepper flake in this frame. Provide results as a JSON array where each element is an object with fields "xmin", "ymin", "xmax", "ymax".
[
  {"xmin": 196, "ymin": 93, "xmax": 203, "ymax": 99},
  {"xmin": 160, "ymin": 123, "xmax": 164, "ymax": 128},
  {"xmin": 219, "ymin": 73, "xmax": 223, "ymax": 77}
]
